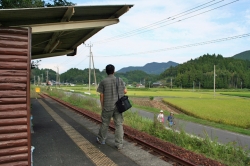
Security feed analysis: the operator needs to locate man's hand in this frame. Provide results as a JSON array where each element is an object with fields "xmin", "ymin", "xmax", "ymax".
[{"xmin": 100, "ymin": 93, "xmax": 104, "ymax": 110}]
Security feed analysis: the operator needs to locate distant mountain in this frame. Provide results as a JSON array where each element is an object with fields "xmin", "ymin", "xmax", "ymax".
[
  {"xmin": 117, "ymin": 61, "xmax": 179, "ymax": 75},
  {"xmin": 232, "ymin": 50, "xmax": 250, "ymax": 60}
]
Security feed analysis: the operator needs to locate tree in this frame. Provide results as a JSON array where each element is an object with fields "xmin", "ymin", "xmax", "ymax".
[
  {"xmin": 45, "ymin": 0, "xmax": 75, "ymax": 7},
  {"xmin": 0, "ymin": 0, "xmax": 76, "ymax": 9},
  {"xmin": 160, "ymin": 54, "xmax": 250, "ymax": 89},
  {"xmin": 0, "ymin": 0, "xmax": 44, "ymax": 8},
  {"xmin": 31, "ymin": 60, "xmax": 41, "ymax": 69}
]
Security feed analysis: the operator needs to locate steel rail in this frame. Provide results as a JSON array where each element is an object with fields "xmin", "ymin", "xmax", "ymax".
[{"xmin": 40, "ymin": 93, "xmax": 197, "ymax": 166}]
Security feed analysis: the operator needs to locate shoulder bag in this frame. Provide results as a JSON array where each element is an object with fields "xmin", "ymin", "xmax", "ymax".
[{"xmin": 115, "ymin": 77, "xmax": 132, "ymax": 113}]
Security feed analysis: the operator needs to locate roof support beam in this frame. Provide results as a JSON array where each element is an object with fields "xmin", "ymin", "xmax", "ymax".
[
  {"xmin": 72, "ymin": 28, "xmax": 102, "ymax": 49},
  {"xmin": 32, "ymin": 50, "xmax": 74, "ymax": 59},
  {"xmin": 15, "ymin": 19, "xmax": 119, "ymax": 34},
  {"xmin": 43, "ymin": 7, "xmax": 75, "ymax": 53},
  {"xmin": 72, "ymin": 6, "xmax": 130, "ymax": 49},
  {"xmin": 61, "ymin": 6, "xmax": 75, "ymax": 22},
  {"xmin": 109, "ymin": 5, "xmax": 130, "ymax": 19}
]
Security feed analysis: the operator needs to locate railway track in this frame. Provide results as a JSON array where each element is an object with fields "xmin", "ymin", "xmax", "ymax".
[{"xmin": 39, "ymin": 93, "xmax": 224, "ymax": 166}]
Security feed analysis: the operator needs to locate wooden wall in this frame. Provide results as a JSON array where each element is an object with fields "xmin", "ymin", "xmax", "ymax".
[{"xmin": 0, "ymin": 28, "xmax": 31, "ymax": 166}]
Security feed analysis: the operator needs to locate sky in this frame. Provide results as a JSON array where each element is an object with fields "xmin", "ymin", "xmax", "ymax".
[{"xmin": 38, "ymin": 0, "xmax": 250, "ymax": 73}]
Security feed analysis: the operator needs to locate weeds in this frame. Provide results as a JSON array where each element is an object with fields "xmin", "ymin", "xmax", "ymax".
[{"xmin": 124, "ymin": 111, "xmax": 250, "ymax": 166}]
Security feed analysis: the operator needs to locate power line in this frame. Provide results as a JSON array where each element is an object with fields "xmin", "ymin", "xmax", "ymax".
[
  {"xmin": 58, "ymin": 56, "xmax": 72, "ymax": 66},
  {"xmin": 93, "ymin": 0, "xmax": 220, "ymax": 44},
  {"xmin": 93, "ymin": 0, "xmax": 239, "ymax": 44},
  {"xmin": 73, "ymin": 56, "xmax": 88, "ymax": 67},
  {"xmin": 94, "ymin": 33, "xmax": 250, "ymax": 57}
]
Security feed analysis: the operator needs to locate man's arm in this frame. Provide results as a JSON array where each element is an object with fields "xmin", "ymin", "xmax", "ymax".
[
  {"xmin": 100, "ymin": 93, "xmax": 104, "ymax": 110},
  {"xmin": 124, "ymin": 89, "xmax": 127, "ymax": 94}
]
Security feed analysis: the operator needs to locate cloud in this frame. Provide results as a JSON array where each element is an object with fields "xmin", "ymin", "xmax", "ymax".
[{"xmin": 39, "ymin": 0, "xmax": 250, "ymax": 73}]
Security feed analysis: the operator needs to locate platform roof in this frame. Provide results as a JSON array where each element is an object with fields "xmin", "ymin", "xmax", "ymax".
[{"xmin": 0, "ymin": 5, "xmax": 133, "ymax": 59}]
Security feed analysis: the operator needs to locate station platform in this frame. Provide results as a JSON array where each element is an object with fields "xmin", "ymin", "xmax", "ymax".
[{"xmin": 31, "ymin": 97, "xmax": 170, "ymax": 166}]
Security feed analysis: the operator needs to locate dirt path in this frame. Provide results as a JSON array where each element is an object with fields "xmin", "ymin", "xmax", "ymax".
[{"xmin": 130, "ymin": 97, "xmax": 181, "ymax": 114}]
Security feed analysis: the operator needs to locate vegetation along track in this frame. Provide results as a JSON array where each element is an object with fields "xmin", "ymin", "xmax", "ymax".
[{"xmin": 39, "ymin": 93, "xmax": 224, "ymax": 166}]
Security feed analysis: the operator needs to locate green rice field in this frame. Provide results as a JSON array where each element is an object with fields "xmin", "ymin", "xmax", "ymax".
[
  {"xmin": 163, "ymin": 97, "xmax": 250, "ymax": 128},
  {"xmin": 220, "ymin": 92, "xmax": 250, "ymax": 98},
  {"xmin": 51, "ymin": 85, "xmax": 250, "ymax": 129}
]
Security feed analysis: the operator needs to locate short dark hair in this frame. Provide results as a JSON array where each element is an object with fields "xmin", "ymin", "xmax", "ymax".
[{"xmin": 106, "ymin": 64, "xmax": 115, "ymax": 75}]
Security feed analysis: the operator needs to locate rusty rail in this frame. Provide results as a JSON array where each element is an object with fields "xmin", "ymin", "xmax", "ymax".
[{"xmin": 39, "ymin": 93, "xmax": 196, "ymax": 166}]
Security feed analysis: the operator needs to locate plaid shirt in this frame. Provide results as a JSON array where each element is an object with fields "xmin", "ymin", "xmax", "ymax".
[{"xmin": 97, "ymin": 75, "xmax": 125, "ymax": 111}]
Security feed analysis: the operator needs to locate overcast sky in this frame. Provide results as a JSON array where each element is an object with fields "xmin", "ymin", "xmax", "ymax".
[{"xmin": 38, "ymin": 0, "xmax": 250, "ymax": 73}]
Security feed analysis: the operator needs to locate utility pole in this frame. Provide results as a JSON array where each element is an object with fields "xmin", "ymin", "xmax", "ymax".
[
  {"xmin": 41, "ymin": 74, "xmax": 43, "ymax": 84},
  {"xmin": 171, "ymin": 78, "xmax": 172, "ymax": 89},
  {"xmin": 91, "ymin": 50, "xmax": 97, "ymax": 90},
  {"xmin": 55, "ymin": 66, "xmax": 60, "ymax": 87},
  {"xmin": 193, "ymin": 81, "xmax": 194, "ymax": 92},
  {"xmin": 46, "ymin": 70, "xmax": 49, "ymax": 83},
  {"xmin": 86, "ymin": 43, "xmax": 92, "ymax": 93},
  {"xmin": 37, "ymin": 76, "xmax": 40, "ymax": 85},
  {"xmin": 86, "ymin": 43, "xmax": 97, "ymax": 93},
  {"xmin": 214, "ymin": 65, "xmax": 216, "ymax": 98}
]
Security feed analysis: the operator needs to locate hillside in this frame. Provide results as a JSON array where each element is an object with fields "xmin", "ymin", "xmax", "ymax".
[
  {"xmin": 116, "ymin": 61, "xmax": 178, "ymax": 74},
  {"xmin": 31, "ymin": 67, "xmax": 158, "ymax": 87},
  {"xmin": 232, "ymin": 50, "xmax": 250, "ymax": 60},
  {"xmin": 160, "ymin": 54, "xmax": 250, "ymax": 89}
]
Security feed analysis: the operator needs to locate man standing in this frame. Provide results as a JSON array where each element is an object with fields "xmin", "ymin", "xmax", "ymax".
[{"xmin": 96, "ymin": 64, "xmax": 127, "ymax": 150}]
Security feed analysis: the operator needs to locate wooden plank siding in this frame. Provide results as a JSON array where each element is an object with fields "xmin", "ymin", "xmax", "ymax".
[{"xmin": 0, "ymin": 28, "xmax": 31, "ymax": 166}]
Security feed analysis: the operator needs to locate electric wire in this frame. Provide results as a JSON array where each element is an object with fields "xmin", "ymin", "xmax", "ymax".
[
  {"xmin": 93, "ymin": 0, "xmax": 220, "ymax": 44},
  {"xmin": 72, "ymin": 56, "xmax": 88, "ymax": 68},
  {"xmin": 45, "ymin": 0, "xmax": 241, "ymax": 71},
  {"xmin": 93, "ymin": 0, "xmax": 239, "ymax": 44},
  {"xmin": 94, "ymin": 33, "xmax": 250, "ymax": 57},
  {"xmin": 54, "ymin": 0, "xmax": 235, "ymax": 66}
]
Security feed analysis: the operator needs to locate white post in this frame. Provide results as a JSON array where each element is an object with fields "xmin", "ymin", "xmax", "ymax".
[
  {"xmin": 86, "ymin": 43, "xmax": 93, "ymax": 93},
  {"xmin": 171, "ymin": 78, "xmax": 172, "ymax": 89},
  {"xmin": 193, "ymin": 81, "xmax": 194, "ymax": 92},
  {"xmin": 89, "ymin": 50, "xmax": 91, "ymax": 93},
  {"xmin": 40, "ymin": 74, "xmax": 43, "ymax": 84},
  {"xmin": 214, "ymin": 65, "xmax": 216, "ymax": 98},
  {"xmin": 91, "ymin": 51, "xmax": 97, "ymax": 90},
  {"xmin": 46, "ymin": 70, "xmax": 48, "ymax": 83}
]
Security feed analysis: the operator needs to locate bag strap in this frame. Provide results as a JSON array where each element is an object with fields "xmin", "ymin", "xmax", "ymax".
[{"xmin": 116, "ymin": 77, "xmax": 120, "ymax": 100}]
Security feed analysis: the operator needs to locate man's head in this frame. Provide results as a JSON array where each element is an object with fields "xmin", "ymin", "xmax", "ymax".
[{"xmin": 106, "ymin": 64, "xmax": 115, "ymax": 75}]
